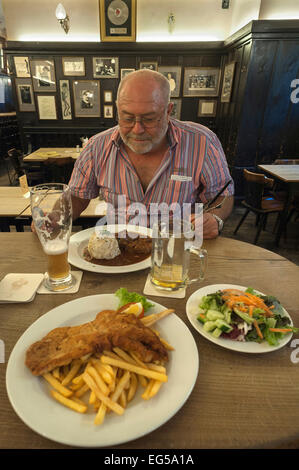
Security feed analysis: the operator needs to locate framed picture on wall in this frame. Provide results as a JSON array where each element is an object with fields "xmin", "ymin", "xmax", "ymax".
[
  {"xmin": 221, "ymin": 62, "xmax": 236, "ymax": 103},
  {"xmin": 99, "ymin": 0, "xmax": 136, "ymax": 42},
  {"xmin": 120, "ymin": 68, "xmax": 135, "ymax": 79},
  {"xmin": 14, "ymin": 57, "xmax": 31, "ymax": 78},
  {"xmin": 140, "ymin": 62, "xmax": 158, "ymax": 71},
  {"xmin": 62, "ymin": 57, "xmax": 85, "ymax": 76},
  {"xmin": 30, "ymin": 59, "xmax": 56, "ymax": 92},
  {"xmin": 104, "ymin": 105, "xmax": 113, "ymax": 118},
  {"xmin": 170, "ymin": 99, "xmax": 182, "ymax": 119},
  {"xmin": 158, "ymin": 66, "xmax": 181, "ymax": 98},
  {"xmin": 183, "ymin": 67, "xmax": 221, "ymax": 97},
  {"xmin": 59, "ymin": 80, "xmax": 72, "ymax": 120},
  {"xmin": 93, "ymin": 57, "xmax": 119, "ymax": 78},
  {"xmin": 73, "ymin": 80, "xmax": 101, "ymax": 117},
  {"xmin": 198, "ymin": 99, "xmax": 217, "ymax": 117},
  {"xmin": 15, "ymin": 78, "xmax": 35, "ymax": 112},
  {"xmin": 37, "ymin": 95, "xmax": 57, "ymax": 120},
  {"xmin": 104, "ymin": 90, "xmax": 113, "ymax": 102}
]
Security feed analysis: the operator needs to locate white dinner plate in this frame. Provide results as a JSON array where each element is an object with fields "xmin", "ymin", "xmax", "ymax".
[
  {"xmin": 68, "ymin": 225, "xmax": 152, "ymax": 273},
  {"xmin": 186, "ymin": 284, "xmax": 293, "ymax": 354},
  {"xmin": 6, "ymin": 294, "xmax": 199, "ymax": 448}
]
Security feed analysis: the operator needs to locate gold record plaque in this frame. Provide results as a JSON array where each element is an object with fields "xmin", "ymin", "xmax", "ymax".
[{"xmin": 100, "ymin": 0, "xmax": 136, "ymax": 42}]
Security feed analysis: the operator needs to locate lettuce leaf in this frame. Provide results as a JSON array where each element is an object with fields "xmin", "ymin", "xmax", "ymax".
[{"xmin": 115, "ymin": 288, "xmax": 154, "ymax": 312}]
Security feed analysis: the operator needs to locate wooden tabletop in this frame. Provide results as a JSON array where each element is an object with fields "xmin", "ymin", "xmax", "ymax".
[
  {"xmin": 0, "ymin": 186, "xmax": 29, "ymax": 217},
  {"xmin": 1, "ymin": 233, "xmax": 299, "ymax": 449},
  {"xmin": 258, "ymin": 164, "xmax": 299, "ymax": 183},
  {"xmin": 23, "ymin": 148, "xmax": 81, "ymax": 162}
]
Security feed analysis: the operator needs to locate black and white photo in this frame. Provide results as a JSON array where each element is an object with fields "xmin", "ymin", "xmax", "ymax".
[{"xmin": 93, "ymin": 57, "xmax": 119, "ymax": 78}]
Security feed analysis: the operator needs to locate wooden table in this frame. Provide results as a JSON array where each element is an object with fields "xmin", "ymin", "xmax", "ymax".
[
  {"xmin": 258, "ymin": 164, "xmax": 299, "ymax": 246},
  {"xmin": 1, "ymin": 233, "xmax": 299, "ymax": 449},
  {"xmin": 23, "ymin": 148, "xmax": 81, "ymax": 162}
]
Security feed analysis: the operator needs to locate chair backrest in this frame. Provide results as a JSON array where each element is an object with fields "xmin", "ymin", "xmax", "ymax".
[
  {"xmin": 243, "ymin": 169, "xmax": 274, "ymax": 209},
  {"xmin": 7, "ymin": 148, "xmax": 24, "ymax": 177},
  {"xmin": 274, "ymin": 159, "xmax": 299, "ymax": 165}
]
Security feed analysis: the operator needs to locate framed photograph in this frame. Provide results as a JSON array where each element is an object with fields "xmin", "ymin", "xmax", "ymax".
[
  {"xmin": 14, "ymin": 56, "xmax": 31, "ymax": 78},
  {"xmin": 104, "ymin": 90, "xmax": 113, "ymax": 102},
  {"xmin": 170, "ymin": 99, "xmax": 182, "ymax": 119},
  {"xmin": 104, "ymin": 105, "xmax": 113, "ymax": 118},
  {"xmin": 73, "ymin": 80, "xmax": 101, "ymax": 118},
  {"xmin": 93, "ymin": 57, "xmax": 119, "ymax": 78},
  {"xmin": 198, "ymin": 99, "xmax": 217, "ymax": 117},
  {"xmin": 221, "ymin": 62, "xmax": 236, "ymax": 103},
  {"xmin": 99, "ymin": 0, "xmax": 136, "ymax": 42},
  {"xmin": 140, "ymin": 62, "xmax": 158, "ymax": 71},
  {"xmin": 158, "ymin": 66, "xmax": 181, "ymax": 98},
  {"xmin": 37, "ymin": 95, "xmax": 57, "ymax": 120},
  {"xmin": 30, "ymin": 59, "xmax": 56, "ymax": 92},
  {"xmin": 60, "ymin": 80, "xmax": 72, "ymax": 120},
  {"xmin": 15, "ymin": 78, "xmax": 35, "ymax": 112},
  {"xmin": 62, "ymin": 57, "xmax": 85, "ymax": 76},
  {"xmin": 120, "ymin": 68, "xmax": 135, "ymax": 79},
  {"xmin": 183, "ymin": 67, "xmax": 221, "ymax": 97}
]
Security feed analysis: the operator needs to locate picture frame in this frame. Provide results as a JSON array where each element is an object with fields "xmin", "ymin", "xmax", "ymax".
[
  {"xmin": 198, "ymin": 99, "xmax": 217, "ymax": 117},
  {"xmin": 59, "ymin": 79, "xmax": 72, "ymax": 120},
  {"xmin": 73, "ymin": 80, "xmax": 101, "ymax": 118},
  {"xmin": 30, "ymin": 59, "xmax": 56, "ymax": 92},
  {"xmin": 15, "ymin": 78, "xmax": 35, "ymax": 112},
  {"xmin": 221, "ymin": 61, "xmax": 236, "ymax": 103},
  {"xmin": 104, "ymin": 90, "xmax": 113, "ymax": 102},
  {"xmin": 37, "ymin": 95, "xmax": 57, "ymax": 120},
  {"xmin": 99, "ymin": 0, "xmax": 136, "ymax": 42},
  {"xmin": 104, "ymin": 105, "xmax": 113, "ymax": 118},
  {"xmin": 62, "ymin": 57, "xmax": 85, "ymax": 77},
  {"xmin": 14, "ymin": 56, "xmax": 31, "ymax": 78},
  {"xmin": 158, "ymin": 66, "xmax": 182, "ymax": 98},
  {"xmin": 93, "ymin": 57, "xmax": 119, "ymax": 79},
  {"xmin": 170, "ymin": 99, "xmax": 182, "ymax": 119},
  {"xmin": 120, "ymin": 68, "xmax": 135, "ymax": 80},
  {"xmin": 183, "ymin": 67, "xmax": 221, "ymax": 97},
  {"xmin": 140, "ymin": 62, "xmax": 158, "ymax": 71}
]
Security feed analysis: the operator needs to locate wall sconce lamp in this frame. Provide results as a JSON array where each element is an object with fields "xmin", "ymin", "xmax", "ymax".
[{"xmin": 55, "ymin": 3, "xmax": 70, "ymax": 34}]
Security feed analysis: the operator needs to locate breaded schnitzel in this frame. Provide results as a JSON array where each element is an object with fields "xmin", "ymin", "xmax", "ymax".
[{"xmin": 25, "ymin": 309, "xmax": 168, "ymax": 376}]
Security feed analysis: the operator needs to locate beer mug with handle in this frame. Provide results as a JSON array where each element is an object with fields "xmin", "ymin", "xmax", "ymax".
[
  {"xmin": 30, "ymin": 183, "xmax": 73, "ymax": 291},
  {"xmin": 150, "ymin": 218, "xmax": 208, "ymax": 291}
]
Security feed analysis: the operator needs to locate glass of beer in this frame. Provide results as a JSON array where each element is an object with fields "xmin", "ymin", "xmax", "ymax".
[
  {"xmin": 30, "ymin": 183, "xmax": 74, "ymax": 291},
  {"xmin": 150, "ymin": 218, "xmax": 208, "ymax": 291}
]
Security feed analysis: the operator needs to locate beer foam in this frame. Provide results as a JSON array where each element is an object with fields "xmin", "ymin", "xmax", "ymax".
[{"xmin": 43, "ymin": 240, "xmax": 68, "ymax": 255}]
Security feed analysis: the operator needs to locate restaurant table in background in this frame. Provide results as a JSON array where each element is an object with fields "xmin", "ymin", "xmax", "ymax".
[
  {"xmin": 23, "ymin": 148, "xmax": 81, "ymax": 162},
  {"xmin": 258, "ymin": 164, "xmax": 299, "ymax": 246},
  {"xmin": 1, "ymin": 233, "xmax": 299, "ymax": 449}
]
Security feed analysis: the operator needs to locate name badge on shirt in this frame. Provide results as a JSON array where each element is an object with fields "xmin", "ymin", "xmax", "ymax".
[{"xmin": 170, "ymin": 174, "xmax": 192, "ymax": 182}]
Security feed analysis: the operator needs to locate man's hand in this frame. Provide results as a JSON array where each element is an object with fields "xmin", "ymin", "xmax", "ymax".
[{"xmin": 202, "ymin": 212, "xmax": 219, "ymax": 239}]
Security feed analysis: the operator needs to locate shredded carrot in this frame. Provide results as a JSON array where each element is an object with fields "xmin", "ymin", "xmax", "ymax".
[
  {"xmin": 253, "ymin": 320, "xmax": 263, "ymax": 340},
  {"xmin": 221, "ymin": 290, "xmax": 274, "ymax": 317},
  {"xmin": 199, "ymin": 314, "xmax": 206, "ymax": 320},
  {"xmin": 269, "ymin": 328, "xmax": 292, "ymax": 333},
  {"xmin": 248, "ymin": 306, "xmax": 254, "ymax": 317}
]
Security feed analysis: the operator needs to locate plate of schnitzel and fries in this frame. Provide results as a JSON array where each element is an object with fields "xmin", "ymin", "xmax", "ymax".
[{"xmin": 6, "ymin": 293, "xmax": 199, "ymax": 447}]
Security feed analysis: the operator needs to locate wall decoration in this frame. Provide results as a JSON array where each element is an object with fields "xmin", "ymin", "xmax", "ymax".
[
  {"xmin": 30, "ymin": 59, "xmax": 56, "ymax": 92},
  {"xmin": 170, "ymin": 99, "xmax": 182, "ymax": 119},
  {"xmin": 183, "ymin": 67, "xmax": 221, "ymax": 97},
  {"xmin": 60, "ymin": 80, "xmax": 72, "ymax": 120},
  {"xmin": 15, "ymin": 78, "xmax": 35, "ymax": 112},
  {"xmin": 104, "ymin": 105, "xmax": 113, "ymax": 118},
  {"xmin": 99, "ymin": 0, "xmax": 136, "ymax": 42},
  {"xmin": 62, "ymin": 57, "xmax": 85, "ymax": 76},
  {"xmin": 93, "ymin": 57, "xmax": 119, "ymax": 78},
  {"xmin": 37, "ymin": 95, "xmax": 57, "ymax": 120},
  {"xmin": 104, "ymin": 90, "xmax": 113, "ymax": 102},
  {"xmin": 140, "ymin": 62, "xmax": 158, "ymax": 71},
  {"xmin": 198, "ymin": 99, "xmax": 217, "ymax": 117},
  {"xmin": 221, "ymin": 61, "xmax": 236, "ymax": 103},
  {"xmin": 73, "ymin": 80, "xmax": 101, "ymax": 117},
  {"xmin": 120, "ymin": 68, "xmax": 135, "ymax": 79},
  {"xmin": 158, "ymin": 66, "xmax": 181, "ymax": 98},
  {"xmin": 14, "ymin": 56, "xmax": 31, "ymax": 78}
]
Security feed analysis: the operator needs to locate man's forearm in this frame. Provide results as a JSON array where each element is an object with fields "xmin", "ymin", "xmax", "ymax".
[
  {"xmin": 209, "ymin": 195, "xmax": 234, "ymax": 221},
  {"xmin": 71, "ymin": 195, "xmax": 90, "ymax": 221}
]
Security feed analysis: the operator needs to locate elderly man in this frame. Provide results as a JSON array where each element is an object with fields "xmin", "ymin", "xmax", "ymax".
[{"xmin": 69, "ymin": 69, "xmax": 234, "ymax": 239}]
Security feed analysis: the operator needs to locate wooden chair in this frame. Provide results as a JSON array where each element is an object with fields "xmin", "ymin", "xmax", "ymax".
[
  {"xmin": 5, "ymin": 148, "xmax": 45, "ymax": 186},
  {"xmin": 234, "ymin": 169, "xmax": 285, "ymax": 244}
]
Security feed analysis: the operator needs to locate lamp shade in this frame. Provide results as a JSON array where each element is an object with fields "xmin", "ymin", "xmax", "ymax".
[{"xmin": 56, "ymin": 3, "xmax": 67, "ymax": 20}]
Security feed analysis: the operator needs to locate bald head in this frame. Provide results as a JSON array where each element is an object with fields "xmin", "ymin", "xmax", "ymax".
[{"xmin": 116, "ymin": 69, "xmax": 171, "ymax": 107}]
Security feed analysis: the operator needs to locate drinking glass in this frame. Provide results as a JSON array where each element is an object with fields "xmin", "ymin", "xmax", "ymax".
[
  {"xmin": 30, "ymin": 183, "xmax": 74, "ymax": 291},
  {"xmin": 150, "ymin": 218, "xmax": 207, "ymax": 291}
]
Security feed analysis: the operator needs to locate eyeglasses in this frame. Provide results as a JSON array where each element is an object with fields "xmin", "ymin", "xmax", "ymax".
[{"xmin": 117, "ymin": 113, "xmax": 165, "ymax": 129}]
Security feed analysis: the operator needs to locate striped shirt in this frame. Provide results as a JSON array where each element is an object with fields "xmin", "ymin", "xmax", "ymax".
[{"xmin": 69, "ymin": 119, "xmax": 234, "ymax": 211}]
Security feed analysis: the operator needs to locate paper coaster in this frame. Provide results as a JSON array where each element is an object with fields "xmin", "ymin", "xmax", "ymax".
[
  {"xmin": 143, "ymin": 274, "xmax": 186, "ymax": 299},
  {"xmin": 0, "ymin": 273, "xmax": 44, "ymax": 303},
  {"xmin": 37, "ymin": 271, "xmax": 83, "ymax": 294}
]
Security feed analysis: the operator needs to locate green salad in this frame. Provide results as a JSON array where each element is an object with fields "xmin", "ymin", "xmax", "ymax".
[{"xmin": 196, "ymin": 287, "xmax": 298, "ymax": 346}]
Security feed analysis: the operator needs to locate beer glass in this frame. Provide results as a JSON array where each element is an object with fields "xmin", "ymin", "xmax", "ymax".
[
  {"xmin": 150, "ymin": 218, "xmax": 208, "ymax": 291},
  {"xmin": 30, "ymin": 183, "xmax": 73, "ymax": 291}
]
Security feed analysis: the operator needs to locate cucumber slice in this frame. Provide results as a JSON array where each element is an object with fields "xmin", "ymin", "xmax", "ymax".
[
  {"xmin": 203, "ymin": 321, "xmax": 217, "ymax": 332},
  {"xmin": 212, "ymin": 327, "xmax": 223, "ymax": 338},
  {"xmin": 215, "ymin": 319, "xmax": 233, "ymax": 333},
  {"xmin": 206, "ymin": 310, "xmax": 224, "ymax": 321}
]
